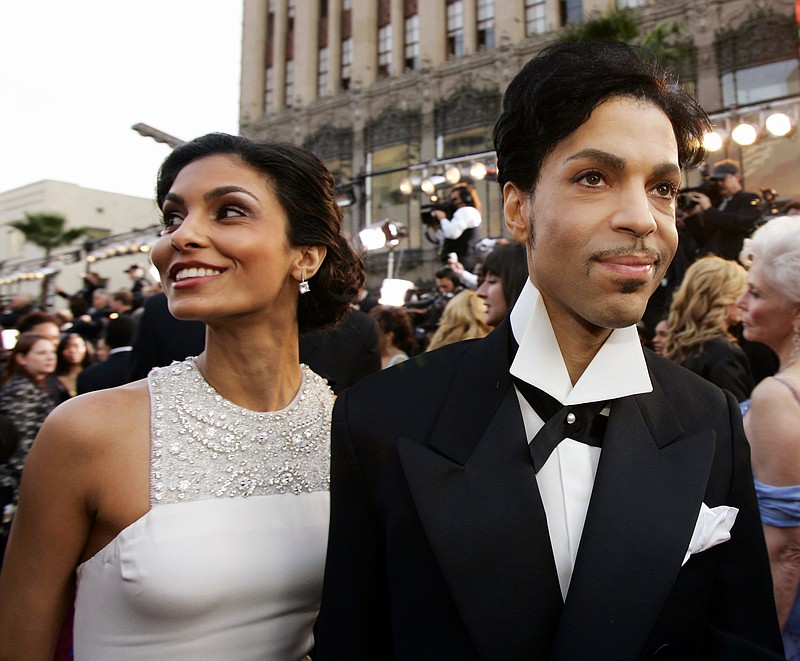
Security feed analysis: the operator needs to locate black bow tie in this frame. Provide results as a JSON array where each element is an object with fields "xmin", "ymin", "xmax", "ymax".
[{"xmin": 513, "ymin": 377, "xmax": 608, "ymax": 473}]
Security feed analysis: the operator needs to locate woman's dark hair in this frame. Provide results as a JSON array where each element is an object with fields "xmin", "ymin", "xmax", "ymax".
[
  {"xmin": 17, "ymin": 311, "xmax": 61, "ymax": 335},
  {"xmin": 369, "ymin": 305, "xmax": 417, "ymax": 356},
  {"xmin": 156, "ymin": 133, "xmax": 365, "ymax": 333},
  {"xmin": 55, "ymin": 333, "xmax": 92, "ymax": 375},
  {"xmin": 4, "ymin": 332, "xmax": 51, "ymax": 386},
  {"xmin": 68, "ymin": 294, "xmax": 90, "ymax": 318},
  {"xmin": 481, "ymin": 242, "xmax": 529, "ymax": 310},
  {"xmin": 493, "ymin": 40, "xmax": 711, "ymax": 193}
]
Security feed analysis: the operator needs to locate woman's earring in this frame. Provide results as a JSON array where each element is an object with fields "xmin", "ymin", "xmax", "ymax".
[
  {"xmin": 299, "ymin": 270, "xmax": 310, "ymax": 295},
  {"xmin": 790, "ymin": 325, "xmax": 800, "ymax": 366}
]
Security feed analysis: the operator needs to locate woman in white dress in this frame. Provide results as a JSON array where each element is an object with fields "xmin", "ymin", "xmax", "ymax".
[{"xmin": 0, "ymin": 133, "xmax": 364, "ymax": 660}]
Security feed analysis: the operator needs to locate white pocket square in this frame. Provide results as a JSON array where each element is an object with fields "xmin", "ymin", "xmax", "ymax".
[{"xmin": 682, "ymin": 503, "xmax": 739, "ymax": 566}]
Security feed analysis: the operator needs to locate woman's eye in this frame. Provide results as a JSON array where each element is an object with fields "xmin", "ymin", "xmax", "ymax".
[
  {"xmin": 219, "ymin": 206, "xmax": 247, "ymax": 219},
  {"xmin": 161, "ymin": 212, "xmax": 183, "ymax": 231}
]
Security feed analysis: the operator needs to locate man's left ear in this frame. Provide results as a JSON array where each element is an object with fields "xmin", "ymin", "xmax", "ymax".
[
  {"xmin": 293, "ymin": 246, "xmax": 327, "ymax": 283},
  {"xmin": 503, "ymin": 182, "xmax": 531, "ymax": 244}
]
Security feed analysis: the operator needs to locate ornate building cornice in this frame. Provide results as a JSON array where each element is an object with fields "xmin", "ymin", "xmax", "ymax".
[
  {"xmin": 365, "ymin": 107, "xmax": 422, "ymax": 150},
  {"xmin": 434, "ymin": 86, "xmax": 502, "ymax": 135},
  {"xmin": 716, "ymin": 10, "xmax": 799, "ymax": 73}
]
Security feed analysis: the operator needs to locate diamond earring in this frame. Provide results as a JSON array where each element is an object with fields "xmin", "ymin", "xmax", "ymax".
[{"xmin": 299, "ymin": 270, "xmax": 310, "ymax": 294}]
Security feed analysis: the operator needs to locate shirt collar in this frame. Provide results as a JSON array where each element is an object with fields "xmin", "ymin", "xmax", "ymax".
[{"xmin": 509, "ymin": 280, "xmax": 652, "ymax": 405}]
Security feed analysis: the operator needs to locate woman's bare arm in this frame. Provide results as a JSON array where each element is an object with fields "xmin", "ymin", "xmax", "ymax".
[
  {"xmin": 745, "ymin": 377, "xmax": 800, "ymax": 628},
  {"xmin": 0, "ymin": 383, "xmax": 150, "ymax": 661}
]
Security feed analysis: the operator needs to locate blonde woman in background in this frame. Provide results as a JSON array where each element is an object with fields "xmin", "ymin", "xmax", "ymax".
[
  {"xmin": 427, "ymin": 290, "xmax": 491, "ymax": 352},
  {"xmin": 663, "ymin": 255, "xmax": 753, "ymax": 402}
]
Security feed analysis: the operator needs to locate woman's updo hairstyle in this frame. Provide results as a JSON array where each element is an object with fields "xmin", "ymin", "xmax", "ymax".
[{"xmin": 156, "ymin": 133, "xmax": 364, "ymax": 333}]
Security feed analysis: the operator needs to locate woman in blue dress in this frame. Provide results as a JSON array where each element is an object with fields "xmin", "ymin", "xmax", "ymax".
[{"xmin": 738, "ymin": 216, "xmax": 800, "ymax": 660}]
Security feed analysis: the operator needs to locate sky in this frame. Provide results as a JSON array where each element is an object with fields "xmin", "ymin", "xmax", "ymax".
[{"xmin": 1, "ymin": 1, "xmax": 243, "ymax": 200}]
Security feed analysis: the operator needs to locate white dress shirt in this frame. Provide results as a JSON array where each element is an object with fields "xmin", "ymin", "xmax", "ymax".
[
  {"xmin": 509, "ymin": 280, "xmax": 653, "ymax": 599},
  {"xmin": 439, "ymin": 205, "xmax": 482, "ymax": 239}
]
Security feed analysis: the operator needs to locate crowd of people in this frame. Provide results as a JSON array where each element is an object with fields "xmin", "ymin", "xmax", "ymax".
[{"xmin": 0, "ymin": 39, "xmax": 797, "ymax": 661}]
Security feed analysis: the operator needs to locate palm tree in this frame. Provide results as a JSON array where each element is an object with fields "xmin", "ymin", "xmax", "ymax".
[
  {"xmin": 554, "ymin": 7, "xmax": 692, "ymax": 76},
  {"xmin": 8, "ymin": 212, "xmax": 90, "ymax": 259},
  {"xmin": 8, "ymin": 212, "xmax": 91, "ymax": 307},
  {"xmin": 557, "ymin": 7, "xmax": 639, "ymax": 43}
]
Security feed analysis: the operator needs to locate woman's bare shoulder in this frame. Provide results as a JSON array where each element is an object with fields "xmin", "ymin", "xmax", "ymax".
[
  {"xmin": 746, "ymin": 374, "xmax": 800, "ymax": 479},
  {"xmin": 750, "ymin": 375, "xmax": 800, "ymax": 412},
  {"xmin": 36, "ymin": 379, "xmax": 150, "ymax": 456}
]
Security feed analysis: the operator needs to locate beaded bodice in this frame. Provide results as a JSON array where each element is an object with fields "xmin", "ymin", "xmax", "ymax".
[{"xmin": 149, "ymin": 358, "xmax": 334, "ymax": 506}]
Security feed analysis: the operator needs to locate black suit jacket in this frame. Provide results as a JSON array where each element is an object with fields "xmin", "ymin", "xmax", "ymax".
[
  {"xmin": 77, "ymin": 350, "xmax": 132, "ymax": 394},
  {"xmin": 314, "ymin": 320, "xmax": 783, "ymax": 660},
  {"xmin": 680, "ymin": 338, "xmax": 754, "ymax": 404},
  {"xmin": 299, "ymin": 308, "xmax": 381, "ymax": 395},
  {"xmin": 701, "ymin": 191, "xmax": 761, "ymax": 261},
  {"xmin": 128, "ymin": 293, "xmax": 205, "ymax": 381}
]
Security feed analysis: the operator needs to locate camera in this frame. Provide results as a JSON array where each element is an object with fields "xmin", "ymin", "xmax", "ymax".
[
  {"xmin": 677, "ymin": 180, "xmax": 719, "ymax": 210},
  {"xmin": 420, "ymin": 200, "xmax": 456, "ymax": 227}
]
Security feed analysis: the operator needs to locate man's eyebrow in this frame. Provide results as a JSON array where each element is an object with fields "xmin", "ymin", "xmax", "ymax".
[
  {"xmin": 565, "ymin": 150, "xmax": 681, "ymax": 179},
  {"xmin": 564, "ymin": 149, "xmax": 626, "ymax": 170},
  {"xmin": 651, "ymin": 162, "xmax": 682, "ymax": 179}
]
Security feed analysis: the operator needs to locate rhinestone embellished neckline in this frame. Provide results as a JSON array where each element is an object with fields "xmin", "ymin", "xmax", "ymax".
[{"xmin": 149, "ymin": 358, "xmax": 334, "ymax": 506}]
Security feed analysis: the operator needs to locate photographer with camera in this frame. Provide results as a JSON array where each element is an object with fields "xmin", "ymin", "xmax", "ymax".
[
  {"xmin": 430, "ymin": 183, "xmax": 483, "ymax": 269},
  {"xmin": 685, "ymin": 159, "xmax": 762, "ymax": 261}
]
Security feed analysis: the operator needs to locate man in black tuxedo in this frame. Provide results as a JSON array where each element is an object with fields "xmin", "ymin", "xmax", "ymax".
[
  {"xmin": 314, "ymin": 41, "xmax": 783, "ymax": 660},
  {"xmin": 299, "ymin": 306, "xmax": 381, "ymax": 395},
  {"xmin": 686, "ymin": 159, "xmax": 762, "ymax": 261},
  {"xmin": 128, "ymin": 292, "xmax": 205, "ymax": 381},
  {"xmin": 77, "ymin": 316, "xmax": 135, "ymax": 394}
]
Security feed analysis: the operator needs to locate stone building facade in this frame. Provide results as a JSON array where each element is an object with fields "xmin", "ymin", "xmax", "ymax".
[{"xmin": 239, "ymin": 0, "xmax": 800, "ymax": 286}]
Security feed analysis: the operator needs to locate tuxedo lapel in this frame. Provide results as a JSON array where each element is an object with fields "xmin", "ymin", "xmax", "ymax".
[
  {"xmin": 549, "ymin": 374, "xmax": 717, "ymax": 658},
  {"xmin": 398, "ymin": 323, "xmax": 562, "ymax": 660}
]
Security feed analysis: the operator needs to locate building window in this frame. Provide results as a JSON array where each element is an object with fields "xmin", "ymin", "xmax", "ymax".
[
  {"xmin": 265, "ymin": 67, "xmax": 274, "ymax": 110},
  {"xmin": 286, "ymin": 0, "xmax": 295, "ymax": 61},
  {"xmin": 447, "ymin": 0, "xmax": 464, "ymax": 57},
  {"xmin": 341, "ymin": 38, "xmax": 353, "ymax": 91},
  {"xmin": 717, "ymin": 14, "xmax": 800, "ymax": 109},
  {"xmin": 616, "ymin": 0, "xmax": 645, "ymax": 6},
  {"xmin": 342, "ymin": 0, "xmax": 351, "ymax": 9},
  {"xmin": 285, "ymin": 60, "xmax": 294, "ymax": 107},
  {"xmin": 476, "ymin": 0, "xmax": 494, "ymax": 49},
  {"xmin": 560, "ymin": 0, "xmax": 582, "ymax": 25},
  {"xmin": 318, "ymin": 47, "xmax": 329, "ymax": 98},
  {"xmin": 722, "ymin": 59, "xmax": 800, "ymax": 106},
  {"xmin": 378, "ymin": 24, "xmax": 392, "ymax": 78},
  {"xmin": 525, "ymin": 0, "xmax": 547, "ymax": 35},
  {"xmin": 404, "ymin": 14, "xmax": 419, "ymax": 71}
]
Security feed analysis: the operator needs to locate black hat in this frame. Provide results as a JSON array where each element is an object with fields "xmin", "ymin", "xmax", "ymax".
[
  {"xmin": 125, "ymin": 264, "xmax": 141, "ymax": 273},
  {"xmin": 709, "ymin": 162, "xmax": 740, "ymax": 180}
]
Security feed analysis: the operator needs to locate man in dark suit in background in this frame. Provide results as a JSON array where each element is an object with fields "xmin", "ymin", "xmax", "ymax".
[
  {"xmin": 128, "ymin": 292, "xmax": 206, "ymax": 381},
  {"xmin": 77, "ymin": 316, "xmax": 136, "ymax": 394},
  {"xmin": 314, "ymin": 41, "xmax": 783, "ymax": 660},
  {"xmin": 299, "ymin": 307, "xmax": 381, "ymax": 395},
  {"xmin": 686, "ymin": 159, "xmax": 762, "ymax": 261}
]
